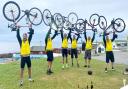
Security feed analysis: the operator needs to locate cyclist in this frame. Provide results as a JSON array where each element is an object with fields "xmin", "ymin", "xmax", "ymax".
[
  {"xmin": 84, "ymin": 31, "xmax": 95, "ymax": 68},
  {"xmin": 103, "ymin": 31, "xmax": 117, "ymax": 72},
  {"xmin": 16, "ymin": 26, "xmax": 34, "ymax": 86},
  {"xmin": 69, "ymin": 29, "xmax": 80, "ymax": 67},
  {"xmin": 60, "ymin": 29, "xmax": 71, "ymax": 69},
  {"xmin": 45, "ymin": 28, "xmax": 58, "ymax": 75}
]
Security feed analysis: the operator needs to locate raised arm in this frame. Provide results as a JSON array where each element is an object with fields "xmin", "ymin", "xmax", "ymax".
[
  {"xmin": 91, "ymin": 32, "xmax": 95, "ymax": 42},
  {"xmin": 68, "ymin": 28, "xmax": 72, "ymax": 42},
  {"xmin": 60, "ymin": 30, "xmax": 64, "ymax": 41},
  {"xmin": 67, "ymin": 28, "xmax": 72, "ymax": 40},
  {"xmin": 84, "ymin": 31, "xmax": 87, "ymax": 41},
  {"xmin": 103, "ymin": 32, "xmax": 106, "ymax": 47},
  {"xmin": 45, "ymin": 28, "xmax": 51, "ymax": 41},
  {"xmin": 76, "ymin": 34, "xmax": 80, "ymax": 42},
  {"xmin": 45, "ymin": 28, "xmax": 51, "ymax": 45},
  {"xmin": 16, "ymin": 29, "xmax": 22, "ymax": 47},
  {"xmin": 69, "ymin": 33, "xmax": 72, "ymax": 43},
  {"xmin": 111, "ymin": 33, "xmax": 117, "ymax": 42},
  {"xmin": 51, "ymin": 30, "xmax": 58, "ymax": 40},
  {"xmin": 28, "ymin": 28, "xmax": 34, "ymax": 44}
]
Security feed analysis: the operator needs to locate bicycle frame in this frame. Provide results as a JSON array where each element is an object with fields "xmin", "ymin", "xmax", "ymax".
[
  {"xmin": 46, "ymin": 14, "xmax": 59, "ymax": 30},
  {"xmin": 83, "ymin": 19, "xmax": 97, "ymax": 32},
  {"xmin": 98, "ymin": 27, "xmax": 115, "ymax": 37},
  {"xmin": 9, "ymin": 10, "xmax": 37, "ymax": 29},
  {"xmin": 102, "ymin": 18, "xmax": 122, "ymax": 31}
]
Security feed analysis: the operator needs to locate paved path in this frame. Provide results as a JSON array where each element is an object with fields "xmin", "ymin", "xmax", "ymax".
[{"xmin": 93, "ymin": 51, "xmax": 128, "ymax": 65}]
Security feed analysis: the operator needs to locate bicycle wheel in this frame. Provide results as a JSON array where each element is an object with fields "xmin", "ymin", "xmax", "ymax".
[
  {"xmin": 113, "ymin": 18, "xmax": 126, "ymax": 33},
  {"xmin": 76, "ymin": 19, "xmax": 84, "ymax": 31},
  {"xmin": 89, "ymin": 14, "xmax": 99, "ymax": 26},
  {"xmin": 3, "ymin": 1, "xmax": 20, "ymax": 22},
  {"xmin": 75, "ymin": 25, "xmax": 83, "ymax": 34},
  {"xmin": 53, "ymin": 13, "xmax": 64, "ymax": 29},
  {"xmin": 42, "ymin": 9, "xmax": 52, "ymax": 26},
  {"xmin": 68, "ymin": 12, "xmax": 78, "ymax": 25},
  {"xmin": 63, "ymin": 17, "xmax": 72, "ymax": 30},
  {"xmin": 28, "ymin": 7, "xmax": 43, "ymax": 26},
  {"xmin": 99, "ymin": 16, "xmax": 107, "ymax": 30}
]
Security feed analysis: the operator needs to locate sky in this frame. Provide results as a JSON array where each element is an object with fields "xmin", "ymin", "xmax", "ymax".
[{"xmin": 0, "ymin": 0, "xmax": 128, "ymax": 53}]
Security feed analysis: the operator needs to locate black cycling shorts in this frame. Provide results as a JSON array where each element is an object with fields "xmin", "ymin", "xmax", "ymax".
[
  {"xmin": 62, "ymin": 48, "xmax": 68, "ymax": 57},
  {"xmin": 71, "ymin": 49, "xmax": 78, "ymax": 59},
  {"xmin": 21, "ymin": 56, "xmax": 31, "ymax": 68},
  {"xmin": 47, "ymin": 51, "xmax": 54, "ymax": 62}
]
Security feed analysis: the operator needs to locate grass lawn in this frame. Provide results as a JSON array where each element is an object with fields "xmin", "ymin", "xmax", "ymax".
[{"xmin": 0, "ymin": 54, "xmax": 127, "ymax": 89}]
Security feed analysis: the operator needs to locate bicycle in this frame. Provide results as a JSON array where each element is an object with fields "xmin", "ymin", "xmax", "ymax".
[
  {"xmin": 62, "ymin": 12, "xmax": 79, "ymax": 34},
  {"xmin": 76, "ymin": 13, "xmax": 99, "ymax": 33},
  {"xmin": 65, "ymin": 14, "xmax": 98, "ymax": 43},
  {"xmin": 98, "ymin": 15, "xmax": 126, "ymax": 36},
  {"xmin": 42, "ymin": 9, "xmax": 63, "ymax": 31},
  {"xmin": 62, "ymin": 12, "xmax": 78, "ymax": 31},
  {"xmin": 3, "ymin": 1, "xmax": 43, "ymax": 31}
]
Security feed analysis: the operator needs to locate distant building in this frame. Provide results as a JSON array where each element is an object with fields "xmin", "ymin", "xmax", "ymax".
[
  {"xmin": 31, "ymin": 46, "xmax": 45, "ymax": 54},
  {"xmin": 94, "ymin": 41, "xmax": 118, "ymax": 53},
  {"xmin": 0, "ymin": 53, "xmax": 12, "ymax": 58},
  {"xmin": 115, "ymin": 40, "xmax": 127, "ymax": 47},
  {"xmin": 96, "ymin": 43, "xmax": 105, "ymax": 53},
  {"xmin": 30, "ymin": 46, "xmax": 62, "ymax": 54}
]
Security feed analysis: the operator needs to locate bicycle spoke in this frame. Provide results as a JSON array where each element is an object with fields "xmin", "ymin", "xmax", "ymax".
[
  {"xmin": 3, "ymin": 1, "xmax": 20, "ymax": 21},
  {"xmin": 43, "ymin": 9, "xmax": 52, "ymax": 26},
  {"xmin": 113, "ymin": 18, "xmax": 125, "ymax": 32},
  {"xmin": 89, "ymin": 14, "xmax": 99, "ymax": 26},
  {"xmin": 76, "ymin": 19, "xmax": 84, "ymax": 31},
  {"xmin": 29, "ymin": 7, "xmax": 43, "ymax": 26},
  {"xmin": 99, "ymin": 16, "xmax": 107, "ymax": 30},
  {"xmin": 68, "ymin": 12, "xmax": 78, "ymax": 25},
  {"xmin": 54, "ymin": 13, "xmax": 63, "ymax": 29}
]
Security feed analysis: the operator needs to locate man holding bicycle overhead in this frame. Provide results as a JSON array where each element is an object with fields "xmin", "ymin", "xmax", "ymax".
[
  {"xmin": 45, "ymin": 28, "xmax": 58, "ymax": 75},
  {"xmin": 69, "ymin": 29, "xmax": 80, "ymax": 67},
  {"xmin": 84, "ymin": 31, "xmax": 95, "ymax": 68},
  {"xmin": 103, "ymin": 31, "xmax": 117, "ymax": 73},
  {"xmin": 16, "ymin": 26, "xmax": 34, "ymax": 86},
  {"xmin": 60, "ymin": 29, "xmax": 71, "ymax": 69}
]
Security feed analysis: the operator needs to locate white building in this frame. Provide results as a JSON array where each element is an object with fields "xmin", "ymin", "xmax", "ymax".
[{"xmin": 96, "ymin": 42, "xmax": 118, "ymax": 53}]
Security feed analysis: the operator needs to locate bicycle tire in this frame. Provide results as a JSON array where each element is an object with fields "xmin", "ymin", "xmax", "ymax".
[
  {"xmin": 113, "ymin": 18, "xmax": 126, "ymax": 33},
  {"xmin": 76, "ymin": 19, "xmax": 84, "ymax": 31},
  {"xmin": 89, "ymin": 13, "xmax": 99, "ymax": 26},
  {"xmin": 99, "ymin": 16, "xmax": 107, "ymax": 30},
  {"xmin": 42, "ymin": 9, "xmax": 52, "ymax": 26},
  {"xmin": 63, "ymin": 17, "xmax": 72, "ymax": 30},
  {"xmin": 28, "ymin": 7, "xmax": 43, "ymax": 26},
  {"xmin": 3, "ymin": 1, "xmax": 20, "ymax": 22},
  {"xmin": 68, "ymin": 12, "xmax": 78, "ymax": 25},
  {"xmin": 53, "ymin": 13, "xmax": 64, "ymax": 29}
]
